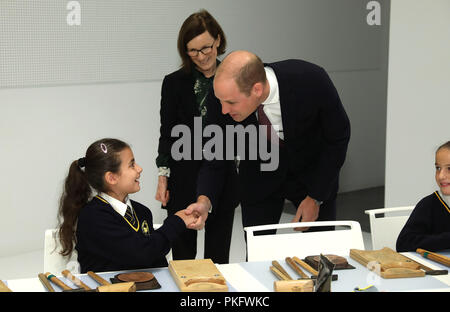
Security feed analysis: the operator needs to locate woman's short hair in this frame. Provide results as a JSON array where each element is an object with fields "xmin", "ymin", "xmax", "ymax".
[{"xmin": 177, "ymin": 9, "xmax": 227, "ymax": 73}]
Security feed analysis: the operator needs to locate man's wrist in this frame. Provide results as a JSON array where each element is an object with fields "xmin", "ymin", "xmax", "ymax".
[
  {"xmin": 198, "ymin": 195, "xmax": 212, "ymax": 213},
  {"xmin": 310, "ymin": 196, "xmax": 323, "ymax": 207}
]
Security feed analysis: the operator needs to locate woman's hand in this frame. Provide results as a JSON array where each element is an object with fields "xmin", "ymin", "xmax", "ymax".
[{"xmin": 155, "ymin": 176, "xmax": 170, "ymax": 207}]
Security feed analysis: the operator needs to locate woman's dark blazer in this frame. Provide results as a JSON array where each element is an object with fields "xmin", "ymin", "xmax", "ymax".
[{"xmin": 157, "ymin": 67, "xmax": 239, "ymax": 213}]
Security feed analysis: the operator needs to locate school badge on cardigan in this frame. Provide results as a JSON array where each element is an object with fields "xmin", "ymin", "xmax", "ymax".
[{"xmin": 142, "ymin": 220, "xmax": 150, "ymax": 237}]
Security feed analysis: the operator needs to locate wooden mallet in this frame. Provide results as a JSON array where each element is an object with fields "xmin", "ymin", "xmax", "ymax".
[
  {"xmin": 417, "ymin": 249, "xmax": 450, "ymax": 267},
  {"xmin": 270, "ymin": 260, "xmax": 314, "ymax": 292},
  {"xmin": 45, "ymin": 272, "xmax": 88, "ymax": 292},
  {"xmin": 62, "ymin": 270, "xmax": 93, "ymax": 291},
  {"xmin": 38, "ymin": 273, "xmax": 55, "ymax": 292},
  {"xmin": 45, "ymin": 271, "xmax": 135, "ymax": 292}
]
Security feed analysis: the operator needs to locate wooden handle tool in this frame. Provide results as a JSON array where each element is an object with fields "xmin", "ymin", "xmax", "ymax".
[
  {"xmin": 45, "ymin": 272, "xmax": 73, "ymax": 291},
  {"xmin": 38, "ymin": 273, "xmax": 55, "ymax": 292},
  {"xmin": 286, "ymin": 257, "xmax": 309, "ymax": 279},
  {"xmin": 292, "ymin": 256, "xmax": 319, "ymax": 275},
  {"xmin": 292, "ymin": 256, "xmax": 339, "ymax": 281},
  {"xmin": 270, "ymin": 266, "xmax": 290, "ymax": 281},
  {"xmin": 271, "ymin": 260, "xmax": 315, "ymax": 292},
  {"xmin": 87, "ymin": 271, "xmax": 111, "ymax": 285},
  {"xmin": 401, "ymin": 254, "xmax": 448, "ymax": 275},
  {"xmin": 417, "ymin": 249, "xmax": 450, "ymax": 267},
  {"xmin": 62, "ymin": 270, "xmax": 92, "ymax": 290},
  {"xmin": 272, "ymin": 260, "xmax": 294, "ymax": 280}
]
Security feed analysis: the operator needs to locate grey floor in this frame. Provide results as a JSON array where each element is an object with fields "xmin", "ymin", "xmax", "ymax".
[
  {"xmin": 280, "ymin": 186, "xmax": 384, "ymax": 233},
  {"xmin": 336, "ymin": 186, "xmax": 384, "ymax": 232},
  {"xmin": 0, "ymin": 187, "xmax": 382, "ymax": 280}
]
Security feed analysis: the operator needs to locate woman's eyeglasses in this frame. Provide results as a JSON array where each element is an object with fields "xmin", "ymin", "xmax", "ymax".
[{"xmin": 186, "ymin": 40, "xmax": 216, "ymax": 57}]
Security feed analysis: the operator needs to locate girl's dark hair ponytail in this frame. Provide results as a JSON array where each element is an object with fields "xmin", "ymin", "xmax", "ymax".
[
  {"xmin": 57, "ymin": 138, "xmax": 130, "ymax": 256},
  {"xmin": 57, "ymin": 159, "xmax": 91, "ymax": 256}
]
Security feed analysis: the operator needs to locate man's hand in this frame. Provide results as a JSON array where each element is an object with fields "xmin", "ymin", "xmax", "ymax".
[
  {"xmin": 175, "ymin": 209, "xmax": 199, "ymax": 228},
  {"xmin": 185, "ymin": 195, "xmax": 211, "ymax": 230},
  {"xmin": 155, "ymin": 176, "xmax": 170, "ymax": 207},
  {"xmin": 291, "ymin": 196, "xmax": 320, "ymax": 231}
]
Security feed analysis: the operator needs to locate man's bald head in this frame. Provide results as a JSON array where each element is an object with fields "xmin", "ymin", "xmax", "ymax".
[
  {"xmin": 213, "ymin": 51, "xmax": 269, "ymax": 121},
  {"xmin": 216, "ymin": 50, "xmax": 267, "ymax": 96}
]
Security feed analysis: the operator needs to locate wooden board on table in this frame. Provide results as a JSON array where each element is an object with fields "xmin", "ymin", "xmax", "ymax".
[
  {"xmin": 350, "ymin": 247, "xmax": 425, "ymax": 279},
  {"xmin": 169, "ymin": 259, "xmax": 228, "ymax": 292}
]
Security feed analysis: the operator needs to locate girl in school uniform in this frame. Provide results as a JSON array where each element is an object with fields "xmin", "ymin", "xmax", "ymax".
[
  {"xmin": 396, "ymin": 141, "xmax": 450, "ymax": 252},
  {"xmin": 57, "ymin": 138, "xmax": 197, "ymax": 273}
]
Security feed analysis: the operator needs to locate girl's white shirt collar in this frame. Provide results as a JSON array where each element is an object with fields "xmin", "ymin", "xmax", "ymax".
[{"xmin": 99, "ymin": 192, "xmax": 132, "ymax": 217}]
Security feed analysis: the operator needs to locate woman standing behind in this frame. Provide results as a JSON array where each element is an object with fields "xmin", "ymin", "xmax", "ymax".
[{"xmin": 155, "ymin": 9, "xmax": 238, "ymax": 264}]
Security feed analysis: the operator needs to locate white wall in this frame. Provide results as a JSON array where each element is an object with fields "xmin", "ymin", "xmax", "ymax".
[
  {"xmin": 385, "ymin": 0, "xmax": 450, "ymax": 207},
  {"xmin": 0, "ymin": 82, "xmax": 163, "ymax": 257},
  {"xmin": 0, "ymin": 0, "xmax": 390, "ymax": 257},
  {"xmin": 332, "ymin": 69, "xmax": 388, "ymax": 191}
]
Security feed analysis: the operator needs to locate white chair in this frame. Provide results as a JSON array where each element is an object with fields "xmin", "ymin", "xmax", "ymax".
[
  {"xmin": 44, "ymin": 229, "xmax": 80, "ymax": 274},
  {"xmin": 364, "ymin": 206, "xmax": 414, "ymax": 250},
  {"xmin": 243, "ymin": 220, "xmax": 365, "ymax": 261}
]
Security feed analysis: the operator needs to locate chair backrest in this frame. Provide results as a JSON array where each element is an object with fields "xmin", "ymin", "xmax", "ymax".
[
  {"xmin": 364, "ymin": 206, "xmax": 414, "ymax": 250},
  {"xmin": 44, "ymin": 229, "xmax": 80, "ymax": 274},
  {"xmin": 243, "ymin": 221, "xmax": 365, "ymax": 261}
]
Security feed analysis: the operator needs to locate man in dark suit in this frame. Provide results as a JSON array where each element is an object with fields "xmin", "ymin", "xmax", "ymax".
[{"xmin": 186, "ymin": 50, "xmax": 350, "ymax": 233}]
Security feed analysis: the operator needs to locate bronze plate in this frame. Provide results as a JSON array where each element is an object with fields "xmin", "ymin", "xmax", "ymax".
[{"xmin": 116, "ymin": 272, "xmax": 155, "ymax": 283}]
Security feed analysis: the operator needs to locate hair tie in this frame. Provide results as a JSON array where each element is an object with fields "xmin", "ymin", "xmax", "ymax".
[
  {"xmin": 78, "ymin": 157, "xmax": 86, "ymax": 169},
  {"xmin": 100, "ymin": 143, "xmax": 108, "ymax": 154}
]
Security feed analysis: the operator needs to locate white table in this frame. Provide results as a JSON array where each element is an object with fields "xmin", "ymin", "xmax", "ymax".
[
  {"xmin": 220, "ymin": 252, "xmax": 450, "ymax": 292},
  {"xmin": 3, "ymin": 252, "xmax": 449, "ymax": 292}
]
